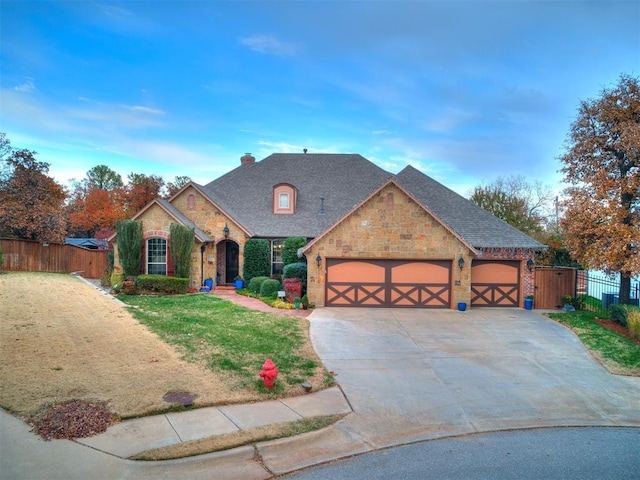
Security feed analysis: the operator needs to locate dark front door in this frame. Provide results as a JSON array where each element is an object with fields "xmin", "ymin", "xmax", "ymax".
[{"xmin": 225, "ymin": 242, "xmax": 239, "ymax": 283}]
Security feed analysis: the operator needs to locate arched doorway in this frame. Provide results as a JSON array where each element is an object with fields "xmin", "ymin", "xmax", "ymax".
[{"xmin": 217, "ymin": 240, "xmax": 239, "ymax": 284}]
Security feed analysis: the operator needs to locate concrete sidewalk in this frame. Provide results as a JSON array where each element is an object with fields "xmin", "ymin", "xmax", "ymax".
[{"xmin": 75, "ymin": 386, "xmax": 351, "ymax": 458}]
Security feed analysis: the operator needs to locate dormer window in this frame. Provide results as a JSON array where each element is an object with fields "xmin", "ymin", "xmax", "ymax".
[{"xmin": 273, "ymin": 184, "xmax": 296, "ymax": 214}]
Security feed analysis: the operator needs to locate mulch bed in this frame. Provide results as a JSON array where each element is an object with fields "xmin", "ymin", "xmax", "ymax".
[
  {"xmin": 594, "ymin": 318, "xmax": 640, "ymax": 347},
  {"xmin": 28, "ymin": 400, "xmax": 120, "ymax": 440}
]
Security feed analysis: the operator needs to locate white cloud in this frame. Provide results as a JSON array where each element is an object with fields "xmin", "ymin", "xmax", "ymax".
[
  {"xmin": 240, "ymin": 35, "xmax": 299, "ymax": 57},
  {"xmin": 13, "ymin": 78, "xmax": 36, "ymax": 93}
]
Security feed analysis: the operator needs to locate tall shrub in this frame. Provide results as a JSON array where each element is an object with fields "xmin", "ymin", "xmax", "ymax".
[
  {"xmin": 282, "ymin": 236, "xmax": 307, "ymax": 266},
  {"xmin": 116, "ymin": 220, "xmax": 142, "ymax": 277},
  {"xmin": 243, "ymin": 238, "xmax": 270, "ymax": 283},
  {"xmin": 169, "ymin": 223, "xmax": 194, "ymax": 278}
]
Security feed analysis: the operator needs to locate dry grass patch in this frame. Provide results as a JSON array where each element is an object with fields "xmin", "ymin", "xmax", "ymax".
[{"xmin": 0, "ymin": 273, "xmax": 262, "ymax": 419}]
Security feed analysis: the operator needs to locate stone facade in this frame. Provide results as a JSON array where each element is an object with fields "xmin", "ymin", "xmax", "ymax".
[{"xmin": 305, "ymin": 183, "xmax": 473, "ymax": 308}]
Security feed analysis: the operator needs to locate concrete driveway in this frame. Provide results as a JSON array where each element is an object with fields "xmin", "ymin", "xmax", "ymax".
[{"xmin": 260, "ymin": 307, "xmax": 640, "ymax": 473}]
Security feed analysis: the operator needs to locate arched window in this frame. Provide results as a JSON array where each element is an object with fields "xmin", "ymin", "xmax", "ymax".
[{"xmin": 146, "ymin": 238, "xmax": 167, "ymax": 275}]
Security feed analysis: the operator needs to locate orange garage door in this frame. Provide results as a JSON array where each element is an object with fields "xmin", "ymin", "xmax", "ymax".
[
  {"xmin": 326, "ymin": 259, "xmax": 452, "ymax": 308},
  {"xmin": 471, "ymin": 260, "xmax": 520, "ymax": 307}
]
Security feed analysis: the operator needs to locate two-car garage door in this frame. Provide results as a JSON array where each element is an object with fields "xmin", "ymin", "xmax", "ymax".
[{"xmin": 325, "ymin": 259, "xmax": 451, "ymax": 308}]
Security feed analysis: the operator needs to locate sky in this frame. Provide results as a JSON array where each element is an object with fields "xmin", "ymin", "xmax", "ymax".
[{"xmin": 1, "ymin": 0, "xmax": 639, "ymax": 197}]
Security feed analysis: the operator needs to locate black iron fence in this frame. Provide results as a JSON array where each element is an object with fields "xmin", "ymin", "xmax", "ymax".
[{"xmin": 576, "ymin": 270, "xmax": 640, "ymax": 315}]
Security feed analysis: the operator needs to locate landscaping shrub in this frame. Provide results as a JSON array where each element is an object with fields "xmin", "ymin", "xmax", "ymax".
[
  {"xmin": 628, "ymin": 311, "xmax": 640, "ymax": 341},
  {"xmin": 260, "ymin": 279, "xmax": 282, "ymax": 298},
  {"xmin": 243, "ymin": 239, "xmax": 271, "ymax": 284},
  {"xmin": 116, "ymin": 220, "xmax": 143, "ymax": 277},
  {"xmin": 248, "ymin": 276, "xmax": 270, "ymax": 294},
  {"xmin": 169, "ymin": 223, "xmax": 194, "ymax": 279},
  {"xmin": 136, "ymin": 274, "xmax": 189, "ymax": 294},
  {"xmin": 283, "ymin": 277, "xmax": 303, "ymax": 303},
  {"xmin": 283, "ymin": 262, "xmax": 307, "ymax": 281},
  {"xmin": 282, "ymin": 236, "xmax": 307, "ymax": 266},
  {"xmin": 609, "ymin": 304, "xmax": 631, "ymax": 327},
  {"xmin": 110, "ymin": 272, "xmax": 125, "ymax": 292}
]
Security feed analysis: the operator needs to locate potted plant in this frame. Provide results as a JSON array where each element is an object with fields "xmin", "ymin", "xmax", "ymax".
[
  {"xmin": 524, "ymin": 295, "xmax": 534, "ymax": 310},
  {"xmin": 203, "ymin": 277, "xmax": 214, "ymax": 290},
  {"xmin": 234, "ymin": 276, "xmax": 244, "ymax": 289},
  {"xmin": 301, "ymin": 294, "xmax": 309, "ymax": 310},
  {"xmin": 294, "ymin": 297, "xmax": 301, "ymax": 310}
]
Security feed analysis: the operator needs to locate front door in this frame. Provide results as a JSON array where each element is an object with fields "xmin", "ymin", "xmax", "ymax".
[{"xmin": 225, "ymin": 241, "xmax": 239, "ymax": 283}]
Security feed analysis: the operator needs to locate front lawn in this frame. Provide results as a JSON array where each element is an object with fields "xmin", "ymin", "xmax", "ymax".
[
  {"xmin": 120, "ymin": 294, "xmax": 332, "ymax": 395},
  {"xmin": 548, "ymin": 310, "xmax": 640, "ymax": 376}
]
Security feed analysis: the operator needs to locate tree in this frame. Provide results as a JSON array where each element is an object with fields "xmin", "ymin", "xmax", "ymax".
[
  {"xmin": 86, "ymin": 165, "xmax": 123, "ymax": 190},
  {"xmin": 469, "ymin": 175, "xmax": 550, "ymax": 238},
  {"xmin": 560, "ymin": 73, "xmax": 640, "ymax": 304},
  {"xmin": 116, "ymin": 220, "xmax": 143, "ymax": 278},
  {"xmin": 67, "ymin": 187, "xmax": 126, "ymax": 238},
  {"xmin": 123, "ymin": 173, "xmax": 164, "ymax": 215},
  {"xmin": 165, "ymin": 176, "xmax": 191, "ymax": 198},
  {"xmin": 169, "ymin": 223, "xmax": 194, "ymax": 278},
  {"xmin": 0, "ymin": 147, "xmax": 67, "ymax": 243}
]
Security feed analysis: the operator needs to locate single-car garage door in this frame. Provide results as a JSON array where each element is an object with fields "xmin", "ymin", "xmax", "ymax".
[
  {"xmin": 325, "ymin": 259, "xmax": 451, "ymax": 308},
  {"xmin": 471, "ymin": 260, "xmax": 520, "ymax": 307}
]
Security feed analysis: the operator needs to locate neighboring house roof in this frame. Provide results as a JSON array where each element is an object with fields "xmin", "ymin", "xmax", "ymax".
[
  {"xmin": 203, "ymin": 153, "xmax": 392, "ymax": 238},
  {"xmin": 395, "ymin": 165, "xmax": 546, "ymax": 249},
  {"xmin": 64, "ymin": 238, "xmax": 109, "ymax": 250}
]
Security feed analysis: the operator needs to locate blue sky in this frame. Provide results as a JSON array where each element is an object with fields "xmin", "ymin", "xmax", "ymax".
[{"xmin": 1, "ymin": 0, "xmax": 638, "ymax": 196}]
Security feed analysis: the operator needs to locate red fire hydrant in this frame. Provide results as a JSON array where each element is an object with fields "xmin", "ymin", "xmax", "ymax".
[{"xmin": 259, "ymin": 358, "xmax": 279, "ymax": 389}]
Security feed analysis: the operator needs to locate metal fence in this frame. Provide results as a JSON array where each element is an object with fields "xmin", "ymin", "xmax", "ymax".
[{"xmin": 576, "ymin": 270, "xmax": 640, "ymax": 315}]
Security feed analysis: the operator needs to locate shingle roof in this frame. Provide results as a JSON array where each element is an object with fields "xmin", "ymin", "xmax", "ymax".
[
  {"xmin": 203, "ymin": 153, "xmax": 392, "ymax": 237},
  {"xmin": 200, "ymin": 153, "xmax": 545, "ymax": 250},
  {"xmin": 395, "ymin": 165, "xmax": 546, "ymax": 249}
]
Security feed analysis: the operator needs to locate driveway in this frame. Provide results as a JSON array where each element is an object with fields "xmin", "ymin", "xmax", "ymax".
[{"xmin": 259, "ymin": 307, "xmax": 640, "ymax": 473}]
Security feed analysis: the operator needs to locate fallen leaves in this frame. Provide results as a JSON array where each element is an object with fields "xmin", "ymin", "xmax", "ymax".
[{"xmin": 28, "ymin": 400, "xmax": 120, "ymax": 440}]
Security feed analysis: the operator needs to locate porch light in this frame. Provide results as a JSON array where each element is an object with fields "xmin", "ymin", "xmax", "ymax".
[
  {"xmin": 223, "ymin": 224, "xmax": 229, "ymax": 238},
  {"xmin": 458, "ymin": 256, "xmax": 465, "ymax": 270},
  {"xmin": 316, "ymin": 254, "xmax": 322, "ymax": 267},
  {"xmin": 527, "ymin": 258, "xmax": 534, "ymax": 271}
]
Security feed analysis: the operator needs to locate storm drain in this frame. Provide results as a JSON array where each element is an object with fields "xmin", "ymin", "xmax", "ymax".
[{"xmin": 163, "ymin": 392, "xmax": 196, "ymax": 407}]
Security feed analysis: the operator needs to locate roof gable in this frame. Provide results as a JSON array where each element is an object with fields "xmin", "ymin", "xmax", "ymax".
[{"xmin": 395, "ymin": 166, "xmax": 545, "ymax": 249}]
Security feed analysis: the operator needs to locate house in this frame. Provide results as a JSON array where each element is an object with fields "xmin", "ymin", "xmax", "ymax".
[
  {"xmin": 111, "ymin": 152, "xmax": 545, "ymax": 309},
  {"xmin": 64, "ymin": 238, "xmax": 109, "ymax": 250}
]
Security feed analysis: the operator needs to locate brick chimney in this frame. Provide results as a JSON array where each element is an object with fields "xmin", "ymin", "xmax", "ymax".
[{"xmin": 241, "ymin": 153, "xmax": 255, "ymax": 165}]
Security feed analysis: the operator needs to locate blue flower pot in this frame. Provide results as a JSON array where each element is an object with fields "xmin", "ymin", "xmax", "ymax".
[
  {"xmin": 524, "ymin": 298, "xmax": 533, "ymax": 310},
  {"xmin": 234, "ymin": 279, "xmax": 244, "ymax": 289},
  {"xmin": 458, "ymin": 302, "xmax": 467, "ymax": 311}
]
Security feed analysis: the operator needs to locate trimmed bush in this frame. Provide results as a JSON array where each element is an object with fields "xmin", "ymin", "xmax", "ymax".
[
  {"xmin": 243, "ymin": 238, "xmax": 271, "ymax": 284},
  {"xmin": 609, "ymin": 304, "xmax": 631, "ymax": 327},
  {"xmin": 282, "ymin": 236, "xmax": 307, "ymax": 266},
  {"xmin": 136, "ymin": 274, "xmax": 189, "ymax": 294},
  {"xmin": 116, "ymin": 220, "xmax": 143, "ymax": 277},
  {"xmin": 283, "ymin": 262, "xmax": 307, "ymax": 280},
  {"xmin": 248, "ymin": 276, "xmax": 270, "ymax": 294},
  {"xmin": 260, "ymin": 279, "xmax": 282, "ymax": 298},
  {"xmin": 110, "ymin": 272, "xmax": 125, "ymax": 291},
  {"xmin": 169, "ymin": 223, "xmax": 194, "ymax": 279}
]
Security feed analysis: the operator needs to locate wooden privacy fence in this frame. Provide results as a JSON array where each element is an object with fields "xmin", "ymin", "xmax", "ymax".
[
  {"xmin": 0, "ymin": 238, "xmax": 110, "ymax": 279},
  {"xmin": 534, "ymin": 267, "xmax": 577, "ymax": 309}
]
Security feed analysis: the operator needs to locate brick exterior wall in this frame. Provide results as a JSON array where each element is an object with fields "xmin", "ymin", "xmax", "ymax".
[
  {"xmin": 113, "ymin": 186, "xmax": 246, "ymax": 288},
  {"xmin": 305, "ymin": 183, "xmax": 473, "ymax": 308}
]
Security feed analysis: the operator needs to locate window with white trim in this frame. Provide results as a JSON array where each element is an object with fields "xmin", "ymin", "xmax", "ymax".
[
  {"xmin": 278, "ymin": 192, "xmax": 290, "ymax": 209},
  {"xmin": 147, "ymin": 238, "xmax": 167, "ymax": 275},
  {"xmin": 272, "ymin": 239, "xmax": 284, "ymax": 276}
]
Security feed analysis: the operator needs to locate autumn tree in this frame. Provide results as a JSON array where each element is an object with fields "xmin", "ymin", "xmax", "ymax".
[
  {"xmin": 66, "ymin": 165, "xmax": 126, "ymax": 238},
  {"xmin": 0, "ymin": 147, "xmax": 67, "ymax": 243},
  {"xmin": 560, "ymin": 73, "xmax": 640, "ymax": 304},
  {"xmin": 469, "ymin": 175, "xmax": 552, "ymax": 238},
  {"xmin": 165, "ymin": 175, "xmax": 191, "ymax": 198},
  {"xmin": 123, "ymin": 173, "xmax": 164, "ymax": 215}
]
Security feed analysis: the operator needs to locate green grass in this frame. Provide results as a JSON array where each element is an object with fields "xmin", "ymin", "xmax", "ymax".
[
  {"xmin": 119, "ymin": 294, "xmax": 329, "ymax": 392},
  {"xmin": 548, "ymin": 310, "xmax": 640, "ymax": 374}
]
